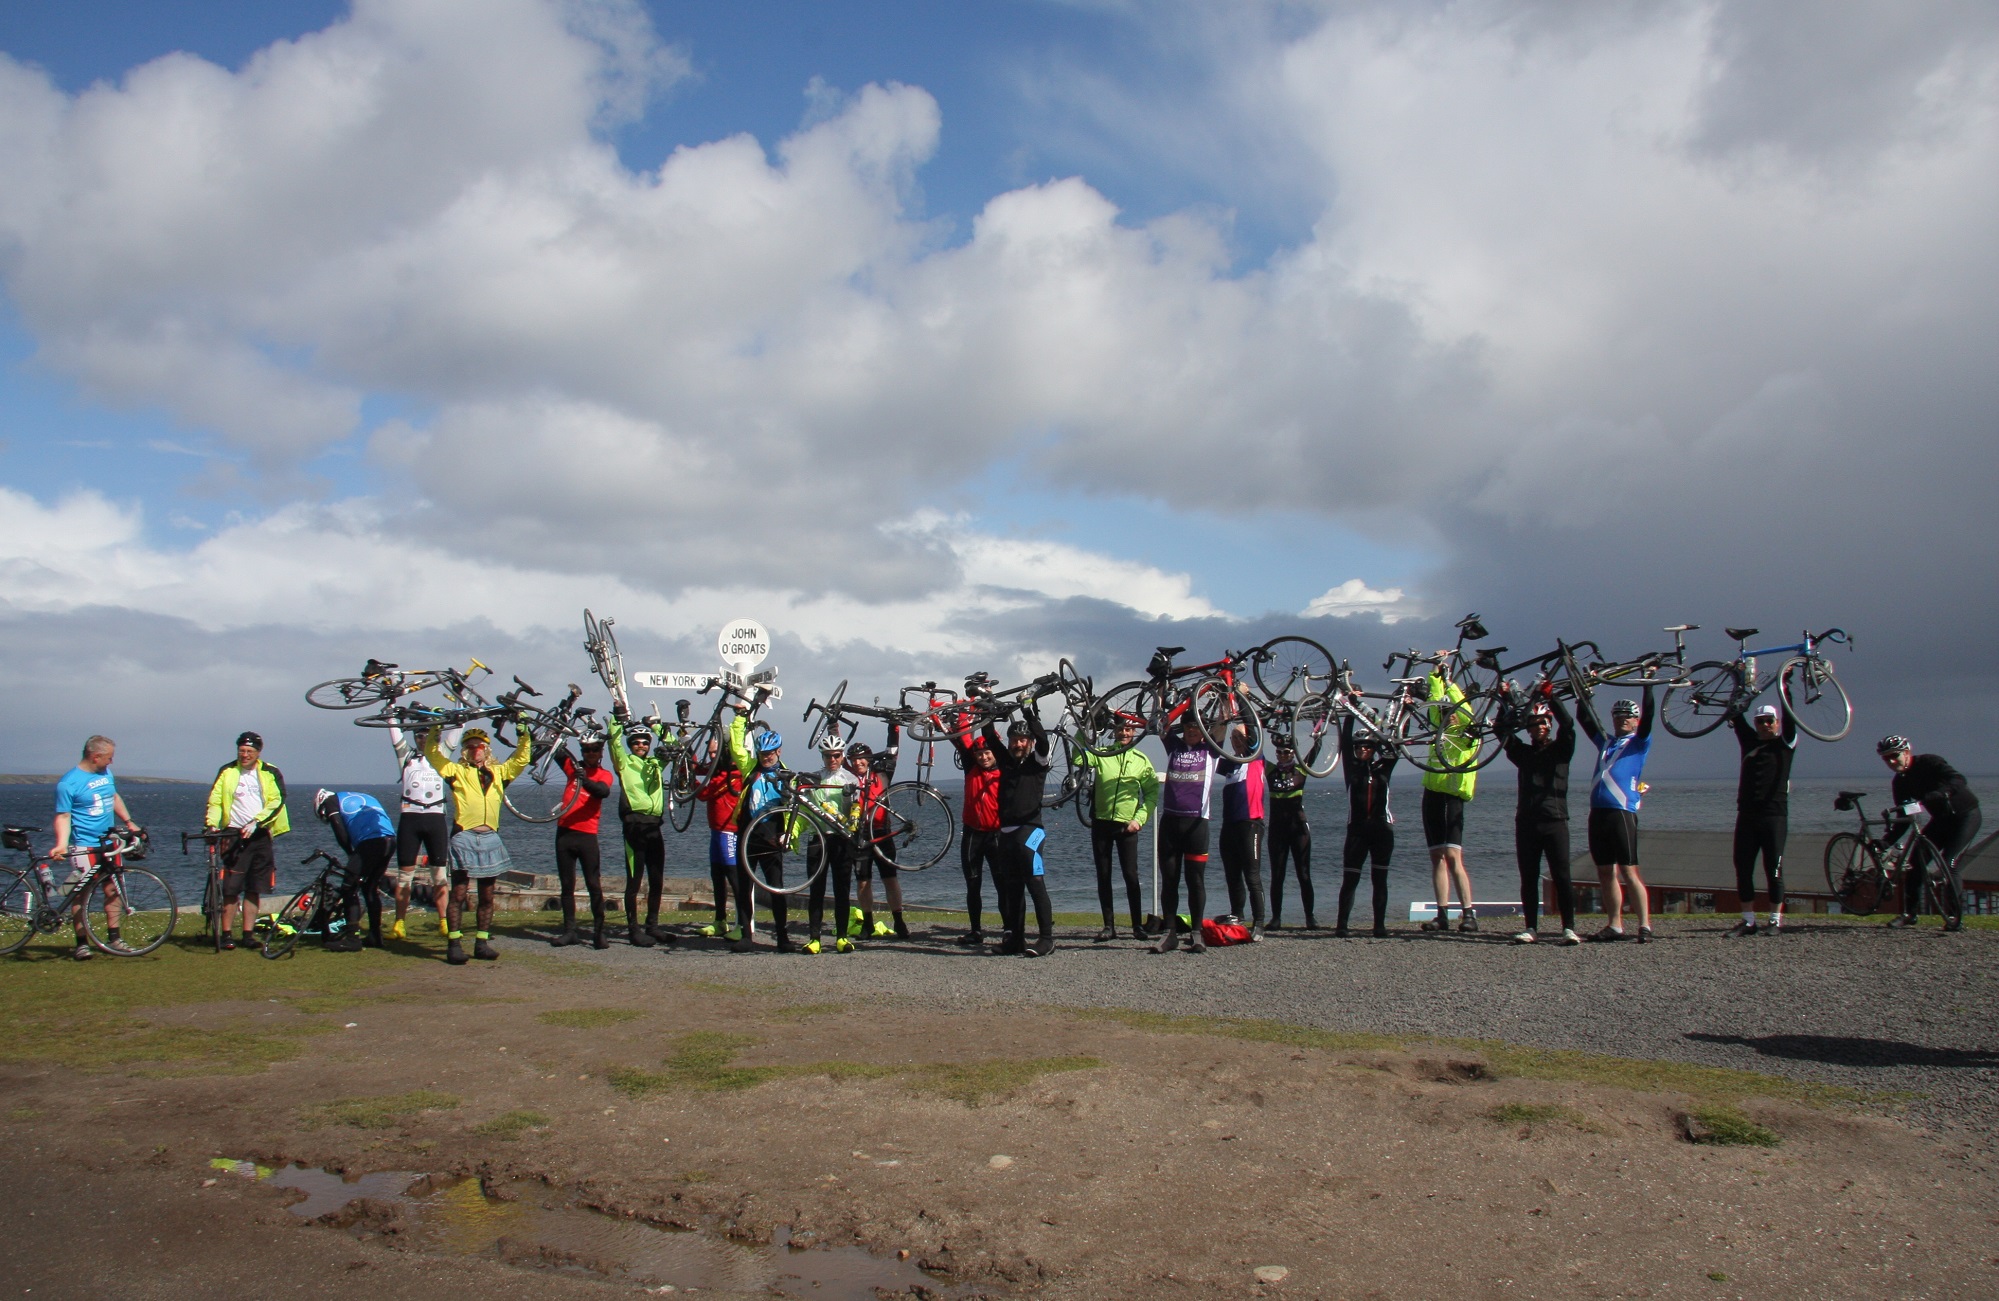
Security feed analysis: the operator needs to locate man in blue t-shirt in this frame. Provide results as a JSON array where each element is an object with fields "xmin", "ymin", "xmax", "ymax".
[{"xmin": 51, "ymin": 735, "xmax": 143, "ymax": 961}]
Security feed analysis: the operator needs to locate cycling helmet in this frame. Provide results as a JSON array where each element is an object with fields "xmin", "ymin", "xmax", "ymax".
[
  {"xmin": 1528, "ymin": 703, "xmax": 1555, "ymax": 724},
  {"xmin": 1610, "ymin": 699, "xmax": 1640, "ymax": 719},
  {"xmin": 1114, "ymin": 711, "xmax": 1144, "ymax": 729},
  {"xmin": 1876, "ymin": 734, "xmax": 1911, "ymax": 755},
  {"xmin": 236, "ymin": 730, "xmax": 263, "ymax": 750},
  {"xmin": 625, "ymin": 726, "xmax": 654, "ymax": 748},
  {"xmin": 1007, "ymin": 719, "xmax": 1035, "ymax": 741},
  {"xmin": 817, "ymin": 733, "xmax": 846, "ymax": 754},
  {"xmin": 1273, "ymin": 734, "xmax": 1296, "ymax": 753},
  {"xmin": 314, "ymin": 789, "xmax": 339, "ymax": 818},
  {"xmin": 1753, "ymin": 704, "xmax": 1780, "ymax": 721},
  {"xmin": 847, "ymin": 743, "xmax": 873, "ymax": 761},
  {"xmin": 756, "ymin": 730, "xmax": 783, "ymax": 753},
  {"xmin": 461, "ymin": 728, "xmax": 491, "ymax": 747}
]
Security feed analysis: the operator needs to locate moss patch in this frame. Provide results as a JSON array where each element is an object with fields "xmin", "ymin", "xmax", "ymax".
[
  {"xmin": 302, "ymin": 1089, "xmax": 461, "ymax": 1130},
  {"xmin": 904, "ymin": 1056, "xmax": 1103, "ymax": 1105},
  {"xmin": 609, "ymin": 1033, "xmax": 1100, "ymax": 1104},
  {"xmin": 1485, "ymin": 1102, "xmax": 1603, "ymax": 1133},
  {"xmin": 472, "ymin": 1110, "xmax": 552, "ymax": 1140},
  {"xmin": 1686, "ymin": 1105, "xmax": 1781, "ymax": 1147},
  {"xmin": 760, "ymin": 1001, "xmax": 846, "ymax": 1023},
  {"xmin": 537, "ymin": 1008, "xmax": 645, "ymax": 1029}
]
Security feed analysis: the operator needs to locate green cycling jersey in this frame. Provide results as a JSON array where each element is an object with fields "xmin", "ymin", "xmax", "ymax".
[{"xmin": 1074, "ymin": 747, "xmax": 1160, "ymax": 827}]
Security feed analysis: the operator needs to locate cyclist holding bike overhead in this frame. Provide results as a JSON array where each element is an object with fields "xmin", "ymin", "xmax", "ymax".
[
  {"xmin": 203, "ymin": 731, "xmax": 289, "ymax": 951},
  {"xmin": 547, "ymin": 738, "xmax": 612, "ymax": 949},
  {"xmin": 1419, "ymin": 665, "xmax": 1478, "ymax": 933},
  {"xmin": 949, "ymin": 720, "xmax": 1004, "ymax": 947},
  {"xmin": 1335, "ymin": 707, "xmax": 1396, "ymax": 938},
  {"xmin": 388, "ymin": 723, "xmax": 456, "ymax": 940},
  {"xmin": 1266, "ymin": 734, "xmax": 1322, "ymax": 931},
  {"xmin": 697, "ymin": 715, "xmax": 753, "ymax": 945},
  {"xmin": 1727, "ymin": 704, "xmax": 1795, "ymax": 936},
  {"xmin": 849, "ymin": 729, "xmax": 909, "ymax": 940},
  {"xmin": 984, "ymin": 702, "xmax": 1055, "ymax": 957},
  {"xmin": 608, "ymin": 707, "xmax": 673, "ymax": 948},
  {"xmin": 52, "ymin": 735, "xmax": 142, "ymax": 961},
  {"xmin": 1580, "ymin": 690, "xmax": 1655, "ymax": 942},
  {"xmin": 313, "ymin": 789, "xmax": 395, "ymax": 951},
  {"xmin": 1499, "ymin": 687, "xmax": 1581, "ymax": 945},
  {"xmin": 426, "ymin": 722, "xmax": 531, "ymax": 964},
  {"xmin": 1218, "ymin": 738, "xmax": 1270, "ymax": 941},
  {"xmin": 801, "ymin": 733, "xmax": 858, "ymax": 955},
  {"xmin": 737, "ymin": 730, "xmax": 792, "ymax": 952},
  {"xmin": 1153, "ymin": 710, "xmax": 1220, "ymax": 954},
  {"xmin": 1073, "ymin": 713, "xmax": 1158, "ymax": 942},
  {"xmin": 1879, "ymin": 736, "xmax": 1982, "ymax": 931}
]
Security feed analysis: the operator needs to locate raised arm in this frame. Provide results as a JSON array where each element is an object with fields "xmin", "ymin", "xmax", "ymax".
[{"xmin": 1636, "ymin": 683, "xmax": 1656, "ymax": 740}]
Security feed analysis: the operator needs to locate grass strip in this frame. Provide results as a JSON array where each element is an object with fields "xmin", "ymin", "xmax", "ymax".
[
  {"xmin": 1686, "ymin": 1105, "xmax": 1782, "ymax": 1147},
  {"xmin": 608, "ymin": 1031, "xmax": 1101, "ymax": 1104},
  {"xmin": 537, "ymin": 1008, "xmax": 645, "ymax": 1029},
  {"xmin": 301, "ymin": 1089, "xmax": 461, "ymax": 1130},
  {"xmin": 472, "ymin": 1109, "xmax": 552, "ymax": 1140}
]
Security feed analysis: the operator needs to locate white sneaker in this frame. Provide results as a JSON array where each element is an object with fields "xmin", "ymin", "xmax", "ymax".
[
  {"xmin": 1559, "ymin": 929, "xmax": 1582, "ymax": 946},
  {"xmin": 1511, "ymin": 930, "xmax": 1537, "ymax": 944}
]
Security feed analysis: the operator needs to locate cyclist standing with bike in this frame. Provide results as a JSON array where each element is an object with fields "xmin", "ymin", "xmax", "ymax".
[
  {"xmin": 312, "ymin": 789, "xmax": 395, "ymax": 950},
  {"xmin": 1418, "ymin": 666, "xmax": 1478, "ymax": 933},
  {"xmin": 388, "ymin": 723, "xmax": 455, "ymax": 940},
  {"xmin": 1499, "ymin": 687, "xmax": 1580, "ymax": 945},
  {"xmin": 1879, "ymin": 736, "xmax": 1982, "ymax": 931},
  {"xmin": 1073, "ymin": 714, "xmax": 1158, "ymax": 942},
  {"xmin": 1580, "ymin": 690, "xmax": 1655, "ymax": 942},
  {"xmin": 548, "ymin": 738, "xmax": 612, "ymax": 949},
  {"xmin": 984, "ymin": 702, "xmax": 1055, "ymax": 957},
  {"xmin": 697, "ymin": 717, "xmax": 752, "ymax": 944},
  {"xmin": 849, "ymin": 728, "xmax": 909, "ymax": 940},
  {"xmin": 426, "ymin": 722, "xmax": 531, "ymax": 964},
  {"xmin": 51, "ymin": 735, "xmax": 142, "ymax": 961},
  {"xmin": 1152, "ymin": 711, "xmax": 1220, "ymax": 954},
  {"xmin": 203, "ymin": 731, "xmax": 289, "ymax": 951},
  {"xmin": 608, "ymin": 707, "xmax": 673, "ymax": 948},
  {"xmin": 1267, "ymin": 734, "xmax": 1321, "ymax": 931},
  {"xmin": 1335, "ymin": 708, "xmax": 1396, "ymax": 938},
  {"xmin": 949, "ymin": 721, "xmax": 1003, "ymax": 947},
  {"xmin": 1727, "ymin": 704, "xmax": 1795, "ymax": 936},
  {"xmin": 801, "ymin": 734, "xmax": 858, "ymax": 954}
]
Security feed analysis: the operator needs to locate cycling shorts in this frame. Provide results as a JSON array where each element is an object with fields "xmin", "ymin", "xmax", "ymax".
[
  {"xmin": 1157, "ymin": 814, "xmax": 1210, "ymax": 860},
  {"xmin": 709, "ymin": 829, "xmax": 739, "ymax": 869},
  {"xmin": 1587, "ymin": 808, "xmax": 1640, "ymax": 867},
  {"xmin": 396, "ymin": 811, "xmax": 452, "ymax": 883},
  {"xmin": 1421, "ymin": 790, "xmax": 1465, "ymax": 850},
  {"xmin": 220, "ymin": 829, "xmax": 275, "ymax": 901},
  {"xmin": 854, "ymin": 832, "xmax": 898, "ymax": 881}
]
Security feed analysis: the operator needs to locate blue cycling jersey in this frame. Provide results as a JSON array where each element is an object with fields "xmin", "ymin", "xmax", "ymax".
[{"xmin": 1582, "ymin": 689, "xmax": 1655, "ymax": 811}]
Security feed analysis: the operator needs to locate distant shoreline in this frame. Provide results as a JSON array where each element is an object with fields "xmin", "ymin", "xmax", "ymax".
[{"xmin": 0, "ymin": 774, "xmax": 199, "ymax": 786}]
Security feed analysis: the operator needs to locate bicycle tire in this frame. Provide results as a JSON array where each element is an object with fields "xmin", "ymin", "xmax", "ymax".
[
  {"xmin": 1078, "ymin": 681, "xmax": 1150, "ymax": 757},
  {"xmin": 502, "ymin": 773, "xmax": 573, "ymax": 825},
  {"xmin": 1286, "ymin": 692, "xmax": 1343, "ymax": 777},
  {"xmin": 83, "ymin": 867, "xmax": 176, "ymax": 956},
  {"xmin": 1041, "ymin": 732, "xmax": 1075, "ymax": 808},
  {"xmin": 864, "ymin": 782, "xmax": 955, "ymax": 870},
  {"xmin": 0, "ymin": 867, "xmax": 35, "ymax": 955},
  {"xmin": 1778, "ymin": 657, "xmax": 1852, "ymax": 742},
  {"xmin": 1822, "ymin": 833, "xmax": 1884, "ymax": 915},
  {"xmin": 204, "ymin": 866, "xmax": 224, "ymax": 951},
  {"xmin": 260, "ymin": 884, "xmax": 319, "ymax": 959},
  {"xmin": 739, "ymin": 803, "xmax": 831, "ymax": 896},
  {"xmin": 668, "ymin": 781, "xmax": 697, "ymax": 833},
  {"xmin": 306, "ymin": 676, "xmax": 397, "ymax": 710},
  {"xmin": 1191, "ymin": 677, "xmax": 1263, "ymax": 761},
  {"xmin": 1660, "ymin": 661, "xmax": 1739, "ymax": 739},
  {"xmin": 1071, "ymin": 764, "xmax": 1096, "ymax": 828},
  {"xmin": 1253, "ymin": 636, "xmax": 1335, "ymax": 703}
]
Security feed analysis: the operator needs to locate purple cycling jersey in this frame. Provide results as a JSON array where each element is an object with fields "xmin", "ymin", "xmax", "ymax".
[{"xmin": 1160, "ymin": 734, "xmax": 1217, "ymax": 820}]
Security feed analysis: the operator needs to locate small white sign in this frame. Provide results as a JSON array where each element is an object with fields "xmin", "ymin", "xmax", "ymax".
[
  {"xmin": 632, "ymin": 671, "xmax": 714, "ymax": 692},
  {"xmin": 718, "ymin": 618, "xmax": 769, "ymax": 670}
]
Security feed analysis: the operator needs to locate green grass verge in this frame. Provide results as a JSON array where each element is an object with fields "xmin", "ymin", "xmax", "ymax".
[
  {"xmin": 1485, "ymin": 1102, "xmax": 1604, "ymax": 1133},
  {"xmin": 608, "ymin": 1031, "xmax": 1101, "ymax": 1104},
  {"xmin": 471, "ymin": 1109, "xmax": 552, "ymax": 1140},
  {"xmin": 301, "ymin": 1089, "xmax": 461, "ymax": 1130},
  {"xmin": 537, "ymin": 1008, "xmax": 645, "ymax": 1029},
  {"xmin": 1687, "ymin": 1105, "xmax": 1781, "ymax": 1147},
  {"xmin": 1071, "ymin": 1008, "xmax": 1869, "ymax": 1108}
]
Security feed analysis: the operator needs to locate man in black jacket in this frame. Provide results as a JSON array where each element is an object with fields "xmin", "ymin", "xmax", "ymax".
[
  {"xmin": 1500, "ymin": 685, "xmax": 1579, "ymax": 945},
  {"xmin": 1727, "ymin": 704, "xmax": 1796, "ymax": 936},
  {"xmin": 982, "ymin": 702, "xmax": 1053, "ymax": 957},
  {"xmin": 1880, "ymin": 736, "xmax": 1982, "ymax": 931}
]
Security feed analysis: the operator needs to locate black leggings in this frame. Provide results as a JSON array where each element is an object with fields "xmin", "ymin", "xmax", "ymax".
[
  {"xmin": 1156, "ymin": 815, "xmax": 1210, "ymax": 930},
  {"xmin": 997, "ymin": 826, "xmax": 1052, "ymax": 949},
  {"xmin": 1090, "ymin": 819, "xmax": 1144, "ymax": 929},
  {"xmin": 1337, "ymin": 821, "xmax": 1392, "ymax": 931},
  {"xmin": 745, "ymin": 829, "xmax": 788, "ymax": 943},
  {"xmin": 1269, "ymin": 807, "xmax": 1312, "ymax": 923},
  {"xmin": 1731, "ymin": 813, "xmax": 1786, "ymax": 910},
  {"xmin": 1221, "ymin": 819, "xmax": 1266, "ymax": 925},
  {"xmin": 338, "ymin": 837, "xmax": 393, "ymax": 939},
  {"xmin": 807, "ymin": 836, "xmax": 854, "ymax": 939},
  {"xmin": 1515, "ymin": 818, "xmax": 1574, "ymax": 932},
  {"xmin": 555, "ymin": 828, "xmax": 605, "ymax": 930},
  {"xmin": 1905, "ymin": 808, "xmax": 1981, "ymax": 919},
  {"xmin": 622, "ymin": 821, "xmax": 665, "ymax": 927},
  {"xmin": 961, "ymin": 828, "xmax": 1003, "ymax": 934}
]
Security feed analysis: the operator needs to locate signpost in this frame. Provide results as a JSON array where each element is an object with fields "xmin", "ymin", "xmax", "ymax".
[
  {"xmin": 718, "ymin": 618, "xmax": 769, "ymax": 672},
  {"xmin": 629, "ymin": 618, "xmax": 779, "ymax": 701}
]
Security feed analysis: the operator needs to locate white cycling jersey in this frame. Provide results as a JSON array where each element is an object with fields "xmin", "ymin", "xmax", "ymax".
[{"xmin": 390, "ymin": 725, "xmax": 451, "ymax": 813}]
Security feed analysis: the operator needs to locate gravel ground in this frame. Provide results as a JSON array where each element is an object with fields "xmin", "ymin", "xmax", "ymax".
[{"xmin": 502, "ymin": 915, "xmax": 1999, "ymax": 1143}]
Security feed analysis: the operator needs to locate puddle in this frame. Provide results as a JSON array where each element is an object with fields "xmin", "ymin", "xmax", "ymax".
[{"xmin": 222, "ymin": 1158, "xmax": 955, "ymax": 1297}]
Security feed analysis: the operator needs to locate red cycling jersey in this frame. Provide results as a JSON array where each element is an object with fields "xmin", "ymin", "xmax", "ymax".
[
  {"xmin": 556, "ymin": 751, "xmax": 612, "ymax": 834},
  {"xmin": 697, "ymin": 765, "xmax": 744, "ymax": 831}
]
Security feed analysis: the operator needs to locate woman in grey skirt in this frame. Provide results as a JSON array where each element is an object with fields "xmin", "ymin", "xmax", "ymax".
[{"xmin": 426, "ymin": 723, "xmax": 532, "ymax": 964}]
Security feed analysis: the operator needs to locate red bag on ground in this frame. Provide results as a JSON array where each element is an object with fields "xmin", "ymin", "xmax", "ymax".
[{"xmin": 1200, "ymin": 918, "xmax": 1252, "ymax": 946}]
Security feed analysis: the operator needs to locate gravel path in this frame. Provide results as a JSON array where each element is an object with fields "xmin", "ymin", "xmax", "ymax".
[{"xmin": 504, "ymin": 916, "xmax": 1999, "ymax": 1142}]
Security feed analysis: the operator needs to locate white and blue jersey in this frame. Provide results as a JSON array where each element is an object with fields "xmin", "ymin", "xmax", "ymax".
[
  {"xmin": 1582, "ymin": 689, "xmax": 1655, "ymax": 812},
  {"xmin": 329, "ymin": 791, "xmax": 396, "ymax": 848},
  {"xmin": 55, "ymin": 767, "xmax": 118, "ymax": 847}
]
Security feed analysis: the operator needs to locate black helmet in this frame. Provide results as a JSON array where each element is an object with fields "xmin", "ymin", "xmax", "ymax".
[
  {"xmin": 1876, "ymin": 734, "xmax": 1911, "ymax": 755},
  {"xmin": 1007, "ymin": 719, "xmax": 1034, "ymax": 741}
]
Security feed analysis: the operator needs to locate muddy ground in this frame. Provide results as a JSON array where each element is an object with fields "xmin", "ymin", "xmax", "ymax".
[{"xmin": 2, "ymin": 927, "xmax": 1995, "ymax": 1300}]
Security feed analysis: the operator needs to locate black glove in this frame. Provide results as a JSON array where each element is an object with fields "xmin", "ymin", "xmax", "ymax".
[{"xmin": 613, "ymin": 702, "xmax": 630, "ymax": 723}]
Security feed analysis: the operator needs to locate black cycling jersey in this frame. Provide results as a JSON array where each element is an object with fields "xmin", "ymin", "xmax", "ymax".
[
  {"xmin": 1501, "ymin": 695, "xmax": 1575, "ymax": 821},
  {"xmin": 1340, "ymin": 714, "xmax": 1396, "ymax": 825},
  {"xmin": 1731, "ymin": 711, "xmax": 1797, "ymax": 814},
  {"xmin": 982, "ymin": 710, "xmax": 1050, "ymax": 827},
  {"xmin": 1892, "ymin": 754, "xmax": 1980, "ymax": 820}
]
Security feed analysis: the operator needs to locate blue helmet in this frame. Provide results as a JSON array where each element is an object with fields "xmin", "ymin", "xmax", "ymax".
[{"xmin": 756, "ymin": 730, "xmax": 783, "ymax": 753}]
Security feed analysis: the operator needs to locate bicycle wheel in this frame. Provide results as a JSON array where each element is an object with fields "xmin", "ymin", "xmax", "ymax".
[
  {"xmin": 1822, "ymin": 833, "xmax": 1884, "ymax": 915},
  {"xmin": 1253, "ymin": 636, "xmax": 1335, "ymax": 702},
  {"xmin": 1191, "ymin": 677, "xmax": 1263, "ymax": 761},
  {"xmin": 1076, "ymin": 681, "xmax": 1150, "ymax": 757},
  {"xmin": 203, "ymin": 867, "xmax": 224, "ymax": 951},
  {"xmin": 83, "ymin": 868, "xmax": 177, "ymax": 955},
  {"xmin": 739, "ymin": 804, "xmax": 830, "ymax": 896},
  {"xmin": 1071, "ymin": 764, "xmax": 1096, "ymax": 828},
  {"xmin": 260, "ymin": 885, "xmax": 317, "ymax": 959},
  {"xmin": 1285, "ymin": 693, "xmax": 1343, "ymax": 777},
  {"xmin": 0, "ymin": 867, "xmax": 35, "ymax": 955},
  {"xmin": 502, "ymin": 772, "xmax": 573, "ymax": 824},
  {"xmin": 1779, "ymin": 658, "xmax": 1852, "ymax": 742},
  {"xmin": 668, "ymin": 777, "xmax": 697, "ymax": 832},
  {"xmin": 306, "ymin": 676, "xmax": 397, "ymax": 710},
  {"xmin": 866, "ymin": 782, "xmax": 955, "ymax": 870},
  {"xmin": 1660, "ymin": 661, "xmax": 1740, "ymax": 738}
]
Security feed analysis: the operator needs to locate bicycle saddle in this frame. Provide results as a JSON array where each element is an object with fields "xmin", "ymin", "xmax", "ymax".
[
  {"xmin": 362, "ymin": 658, "xmax": 397, "ymax": 676},
  {"xmin": 1154, "ymin": 646, "xmax": 1186, "ymax": 657},
  {"xmin": 1474, "ymin": 647, "xmax": 1508, "ymax": 669},
  {"xmin": 1725, "ymin": 627, "xmax": 1758, "ymax": 641}
]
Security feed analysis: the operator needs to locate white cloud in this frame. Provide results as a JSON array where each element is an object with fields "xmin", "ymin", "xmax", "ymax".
[{"xmin": 1302, "ymin": 578, "xmax": 1409, "ymax": 623}]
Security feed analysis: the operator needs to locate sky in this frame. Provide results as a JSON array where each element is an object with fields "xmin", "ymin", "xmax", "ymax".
[{"xmin": 1, "ymin": 0, "xmax": 1995, "ymax": 782}]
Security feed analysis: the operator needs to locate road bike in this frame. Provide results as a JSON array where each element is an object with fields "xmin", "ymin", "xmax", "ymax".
[
  {"xmin": 257, "ymin": 850, "xmax": 365, "ymax": 959},
  {"xmin": 182, "ymin": 827, "xmax": 239, "ymax": 952},
  {"xmin": 306, "ymin": 657, "xmax": 491, "ymax": 711},
  {"xmin": 1086, "ymin": 646, "xmax": 1264, "ymax": 760},
  {"xmin": 1821, "ymin": 791, "xmax": 1962, "ymax": 920},
  {"xmin": 583, "ymin": 608, "xmax": 629, "ymax": 715},
  {"xmin": 653, "ymin": 671, "xmax": 780, "ymax": 828},
  {"xmin": 1662, "ymin": 626, "xmax": 1853, "ymax": 741},
  {"xmin": 0, "ymin": 827, "xmax": 176, "ymax": 957},
  {"xmin": 497, "ymin": 682, "xmax": 609, "ymax": 824}
]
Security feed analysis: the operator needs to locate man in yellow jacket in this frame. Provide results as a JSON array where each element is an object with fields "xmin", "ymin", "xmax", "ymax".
[
  {"xmin": 426, "ymin": 722, "xmax": 531, "ymax": 965},
  {"xmin": 1418, "ymin": 666, "xmax": 1480, "ymax": 934},
  {"xmin": 204, "ymin": 730, "xmax": 289, "ymax": 950}
]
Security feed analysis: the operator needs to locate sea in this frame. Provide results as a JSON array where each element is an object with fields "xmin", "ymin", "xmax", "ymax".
[{"xmin": 8, "ymin": 771, "xmax": 1989, "ymax": 923}]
